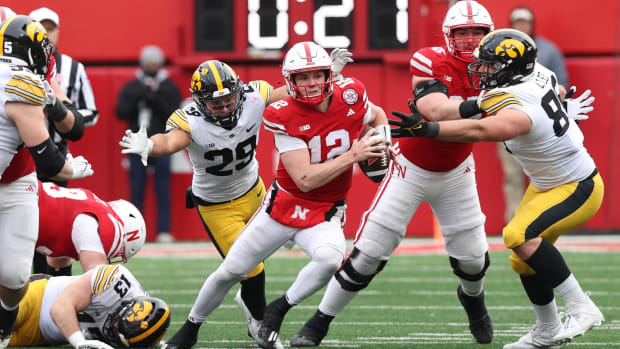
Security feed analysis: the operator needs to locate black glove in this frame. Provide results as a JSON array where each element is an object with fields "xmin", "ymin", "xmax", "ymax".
[{"xmin": 389, "ymin": 100, "xmax": 439, "ymax": 138}]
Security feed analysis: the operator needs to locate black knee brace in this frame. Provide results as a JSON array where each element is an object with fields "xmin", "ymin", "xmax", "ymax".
[
  {"xmin": 334, "ymin": 248, "xmax": 387, "ymax": 292},
  {"xmin": 450, "ymin": 251, "xmax": 490, "ymax": 282}
]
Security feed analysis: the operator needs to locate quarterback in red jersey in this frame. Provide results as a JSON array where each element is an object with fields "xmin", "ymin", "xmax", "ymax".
[
  {"xmin": 162, "ymin": 41, "xmax": 391, "ymax": 349},
  {"xmin": 290, "ymin": 1, "xmax": 496, "ymax": 347},
  {"xmin": 36, "ymin": 181, "xmax": 146, "ymax": 275}
]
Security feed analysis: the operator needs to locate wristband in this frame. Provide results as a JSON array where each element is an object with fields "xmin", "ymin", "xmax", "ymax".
[
  {"xmin": 459, "ymin": 100, "xmax": 482, "ymax": 119},
  {"xmin": 68, "ymin": 330, "xmax": 86, "ymax": 348},
  {"xmin": 45, "ymin": 99, "xmax": 69, "ymax": 122},
  {"xmin": 425, "ymin": 122, "xmax": 440, "ymax": 138}
]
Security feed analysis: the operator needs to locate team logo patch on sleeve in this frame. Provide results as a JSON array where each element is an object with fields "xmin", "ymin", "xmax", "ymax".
[{"xmin": 342, "ymin": 88, "xmax": 359, "ymax": 105}]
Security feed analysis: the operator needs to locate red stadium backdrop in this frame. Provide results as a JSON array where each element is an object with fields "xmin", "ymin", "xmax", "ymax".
[{"xmin": 4, "ymin": 0, "xmax": 619, "ymax": 240}]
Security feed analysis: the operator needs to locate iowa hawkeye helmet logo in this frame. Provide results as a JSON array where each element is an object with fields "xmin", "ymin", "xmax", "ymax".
[
  {"xmin": 191, "ymin": 70, "xmax": 203, "ymax": 92},
  {"xmin": 26, "ymin": 21, "xmax": 48, "ymax": 44},
  {"xmin": 495, "ymin": 39, "xmax": 525, "ymax": 59}
]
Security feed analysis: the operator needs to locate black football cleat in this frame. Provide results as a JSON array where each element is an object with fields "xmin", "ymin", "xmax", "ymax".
[
  {"xmin": 457, "ymin": 285, "xmax": 493, "ymax": 344},
  {"xmin": 290, "ymin": 310, "xmax": 333, "ymax": 347},
  {"xmin": 255, "ymin": 322, "xmax": 283, "ymax": 349},
  {"xmin": 161, "ymin": 321, "xmax": 199, "ymax": 349}
]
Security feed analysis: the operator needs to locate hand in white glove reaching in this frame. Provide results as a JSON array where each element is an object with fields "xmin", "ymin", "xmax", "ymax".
[
  {"xmin": 69, "ymin": 155, "xmax": 94, "ymax": 179},
  {"xmin": 564, "ymin": 86, "xmax": 595, "ymax": 121},
  {"xmin": 42, "ymin": 80, "xmax": 56, "ymax": 108},
  {"xmin": 76, "ymin": 340, "xmax": 115, "ymax": 349},
  {"xmin": 330, "ymin": 48, "xmax": 353, "ymax": 79},
  {"xmin": 119, "ymin": 120, "xmax": 153, "ymax": 166}
]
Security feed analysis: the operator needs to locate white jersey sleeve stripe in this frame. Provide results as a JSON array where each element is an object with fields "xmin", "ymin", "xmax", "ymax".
[
  {"xmin": 263, "ymin": 118, "xmax": 286, "ymax": 131},
  {"xmin": 410, "ymin": 59, "xmax": 433, "ymax": 76},
  {"xmin": 413, "ymin": 52, "xmax": 433, "ymax": 68}
]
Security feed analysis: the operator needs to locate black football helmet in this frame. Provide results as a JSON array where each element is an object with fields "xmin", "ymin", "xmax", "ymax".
[
  {"xmin": 103, "ymin": 296, "xmax": 171, "ymax": 347},
  {"xmin": 190, "ymin": 60, "xmax": 244, "ymax": 130},
  {"xmin": 467, "ymin": 29, "xmax": 537, "ymax": 90},
  {"xmin": 0, "ymin": 15, "xmax": 51, "ymax": 76}
]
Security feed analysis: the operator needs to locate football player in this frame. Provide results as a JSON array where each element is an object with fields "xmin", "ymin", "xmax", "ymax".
[
  {"xmin": 390, "ymin": 29, "xmax": 603, "ymax": 349},
  {"xmin": 159, "ymin": 41, "xmax": 392, "ymax": 349},
  {"xmin": 290, "ymin": 2, "xmax": 495, "ymax": 346},
  {"xmin": 36, "ymin": 181, "xmax": 146, "ymax": 276},
  {"xmin": 0, "ymin": 15, "xmax": 93, "ymax": 348},
  {"xmin": 5, "ymin": 264, "xmax": 170, "ymax": 349}
]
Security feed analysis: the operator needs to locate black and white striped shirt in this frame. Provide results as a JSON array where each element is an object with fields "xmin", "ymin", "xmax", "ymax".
[{"xmin": 53, "ymin": 51, "xmax": 98, "ymax": 127}]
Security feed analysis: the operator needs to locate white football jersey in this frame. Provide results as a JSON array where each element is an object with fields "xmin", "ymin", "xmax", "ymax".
[
  {"xmin": 38, "ymin": 265, "xmax": 148, "ymax": 345},
  {"xmin": 0, "ymin": 64, "xmax": 45, "ymax": 178},
  {"xmin": 481, "ymin": 64, "xmax": 596, "ymax": 190},
  {"xmin": 166, "ymin": 80, "xmax": 272, "ymax": 202}
]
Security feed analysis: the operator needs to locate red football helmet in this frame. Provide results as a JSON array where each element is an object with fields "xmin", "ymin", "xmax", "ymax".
[
  {"xmin": 442, "ymin": 1, "xmax": 494, "ymax": 62},
  {"xmin": 282, "ymin": 41, "xmax": 333, "ymax": 105}
]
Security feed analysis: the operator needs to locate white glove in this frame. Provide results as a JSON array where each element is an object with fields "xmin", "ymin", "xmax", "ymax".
[
  {"xmin": 330, "ymin": 48, "xmax": 353, "ymax": 79},
  {"xmin": 76, "ymin": 340, "xmax": 115, "ymax": 349},
  {"xmin": 69, "ymin": 155, "xmax": 94, "ymax": 179},
  {"xmin": 564, "ymin": 86, "xmax": 594, "ymax": 121},
  {"xmin": 42, "ymin": 80, "xmax": 56, "ymax": 108},
  {"xmin": 119, "ymin": 120, "xmax": 153, "ymax": 166}
]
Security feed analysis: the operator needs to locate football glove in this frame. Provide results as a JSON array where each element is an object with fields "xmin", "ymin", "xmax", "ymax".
[
  {"xmin": 69, "ymin": 155, "xmax": 94, "ymax": 179},
  {"xmin": 564, "ymin": 86, "xmax": 594, "ymax": 121},
  {"xmin": 330, "ymin": 48, "xmax": 353, "ymax": 80},
  {"xmin": 76, "ymin": 340, "xmax": 114, "ymax": 349},
  {"xmin": 120, "ymin": 120, "xmax": 153, "ymax": 166},
  {"xmin": 389, "ymin": 100, "xmax": 439, "ymax": 138}
]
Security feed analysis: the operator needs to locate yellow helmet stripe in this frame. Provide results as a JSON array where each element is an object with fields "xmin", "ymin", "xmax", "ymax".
[
  {"xmin": 206, "ymin": 61, "xmax": 223, "ymax": 91},
  {"xmin": 127, "ymin": 304, "xmax": 171, "ymax": 344},
  {"xmin": 0, "ymin": 16, "xmax": 18, "ymax": 57}
]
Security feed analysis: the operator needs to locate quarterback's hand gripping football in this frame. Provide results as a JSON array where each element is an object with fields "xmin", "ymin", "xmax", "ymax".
[
  {"xmin": 564, "ymin": 86, "xmax": 594, "ymax": 121},
  {"xmin": 330, "ymin": 48, "xmax": 353, "ymax": 79},
  {"xmin": 69, "ymin": 155, "xmax": 94, "ymax": 179},
  {"xmin": 75, "ymin": 340, "xmax": 114, "ymax": 349},
  {"xmin": 119, "ymin": 120, "xmax": 153, "ymax": 166},
  {"xmin": 389, "ymin": 101, "xmax": 439, "ymax": 138}
]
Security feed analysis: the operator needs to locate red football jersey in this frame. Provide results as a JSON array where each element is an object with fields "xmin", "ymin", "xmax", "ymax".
[
  {"xmin": 0, "ymin": 57, "xmax": 59, "ymax": 184},
  {"xmin": 264, "ymin": 77, "xmax": 370, "ymax": 203},
  {"xmin": 36, "ymin": 181, "xmax": 124, "ymax": 260},
  {"xmin": 400, "ymin": 46, "xmax": 479, "ymax": 172}
]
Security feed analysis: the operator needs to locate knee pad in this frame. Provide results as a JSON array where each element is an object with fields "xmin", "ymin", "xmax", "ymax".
[
  {"xmin": 334, "ymin": 248, "xmax": 387, "ymax": 292},
  {"xmin": 449, "ymin": 251, "xmax": 490, "ymax": 282},
  {"xmin": 312, "ymin": 246, "xmax": 345, "ymax": 275},
  {"xmin": 0, "ymin": 263, "xmax": 29, "ymax": 290}
]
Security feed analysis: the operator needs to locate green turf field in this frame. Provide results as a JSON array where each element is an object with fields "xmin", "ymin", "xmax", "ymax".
[{"xmin": 118, "ymin": 249, "xmax": 620, "ymax": 349}]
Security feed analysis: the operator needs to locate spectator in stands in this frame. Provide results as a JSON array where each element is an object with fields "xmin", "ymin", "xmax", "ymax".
[
  {"xmin": 498, "ymin": 6, "xmax": 570, "ymax": 224},
  {"xmin": 116, "ymin": 45, "xmax": 181, "ymax": 243}
]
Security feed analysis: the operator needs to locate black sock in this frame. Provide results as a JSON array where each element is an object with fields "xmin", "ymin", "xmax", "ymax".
[
  {"xmin": 0, "ymin": 304, "xmax": 19, "ymax": 336},
  {"xmin": 520, "ymin": 274, "xmax": 554, "ymax": 306},
  {"xmin": 240, "ymin": 271, "xmax": 266, "ymax": 320},
  {"xmin": 524, "ymin": 239, "xmax": 571, "ymax": 288},
  {"xmin": 263, "ymin": 295, "xmax": 293, "ymax": 331},
  {"xmin": 32, "ymin": 251, "xmax": 47, "ymax": 274}
]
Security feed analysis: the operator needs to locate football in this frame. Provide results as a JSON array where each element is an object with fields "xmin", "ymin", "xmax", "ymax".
[{"xmin": 358, "ymin": 126, "xmax": 390, "ymax": 183}]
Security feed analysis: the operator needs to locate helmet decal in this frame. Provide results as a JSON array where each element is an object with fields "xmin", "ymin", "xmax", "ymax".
[
  {"xmin": 26, "ymin": 21, "xmax": 47, "ymax": 44},
  {"xmin": 126, "ymin": 300, "xmax": 153, "ymax": 322},
  {"xmin": 191, "ymin": 71, "xmax": 202, "ymax": 92},
  {"xmin": 496, "ymin": 39, "xmax": 525, "ymax": 59}
]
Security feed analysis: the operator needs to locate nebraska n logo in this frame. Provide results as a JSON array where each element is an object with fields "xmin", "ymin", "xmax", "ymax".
[
  {"xmin": 291, "ymin": 205, "xmax": 310, "ymax": 220},
  {"xmin": 126, "ymin": 230, "xmax": 141, "ymax": 242}
]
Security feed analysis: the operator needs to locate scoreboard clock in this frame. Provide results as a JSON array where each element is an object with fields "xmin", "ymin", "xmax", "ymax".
[{"xmin": 187, "ymin": 0, "xmax": 419, "ymax": 64}]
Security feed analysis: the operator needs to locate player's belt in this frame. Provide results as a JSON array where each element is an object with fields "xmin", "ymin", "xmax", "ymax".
[{"xmin": 191, "ymin": 176, "xmax": 260, "ymax": 206}]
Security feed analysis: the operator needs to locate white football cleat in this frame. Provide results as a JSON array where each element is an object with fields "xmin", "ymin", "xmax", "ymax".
[
  {"xmin": 234, "ymin": 289, "xmax": 283, "ymax": 349},
  {"xmin": 503, "ymin": 320, "xmax": 566, "ymax": 349},
  {"xmin": 0, "ymin": 335, "xmax": 11, "ymax": 349},
  {"xmin": 553, "ymin": 292, "xmax": 604, "ymax": 342}
]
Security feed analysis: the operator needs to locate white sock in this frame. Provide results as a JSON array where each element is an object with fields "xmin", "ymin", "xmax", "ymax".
[
  {"xmin": 533, "ymin": 299, "xmax": 560, "ymax": 324},
  {"xmin": 554, "ymin": 274, "xmax": 586, "ymax": 306}
]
